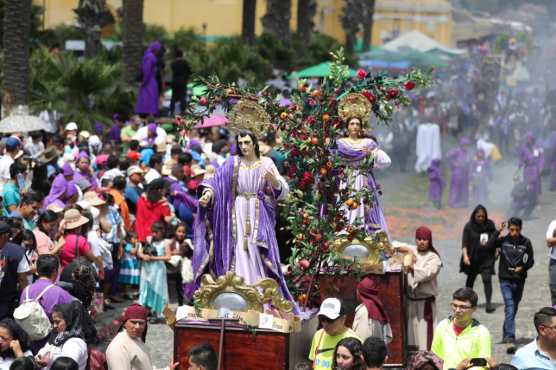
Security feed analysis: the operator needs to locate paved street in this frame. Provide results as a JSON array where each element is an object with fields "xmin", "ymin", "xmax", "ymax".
[{"xmin": 97, "ymin": 160, "xmax": 555, "ymax": 367}]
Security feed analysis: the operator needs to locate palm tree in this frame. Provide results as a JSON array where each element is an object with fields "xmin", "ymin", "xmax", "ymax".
[
  {"xmin": 262, "ymin": 0, "xmax": 291, "ymax": 38},
  {"xmin": 241, "ymin": 0, "xmax": 256, "ymax": 44},
  {"xmin": 361, "ymin": 0, "xmax": 376, "ymax": 52},
  {"xmin": 340, "ymin": 0, "xmax": 360, "ymax": 53},
  {"xmin": 297, "ymin": 0, "xmax": 316, "ymax": 44},
  {"xmin": 122, "ymin": 0, "xmax": 145, "ymax": 82},
  {"xmin": 74, "ymin": 0, "xmax": 114, "ymax": 58},
  {"xmin": 2, "ymin": 0, "xmax": 32, "ymax": 107}
]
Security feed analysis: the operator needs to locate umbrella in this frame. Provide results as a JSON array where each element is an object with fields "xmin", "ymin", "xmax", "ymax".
[
  {"xmin": 0, "ymin": 111, "xmax": 51, "ymax": 133},
  {"xmin": 291, "ymin": 62, "xmax": 357, "ymax": 78},
  {"xmin": 195, "ymin": 113, "xmax": 228, "ymax": 129}
]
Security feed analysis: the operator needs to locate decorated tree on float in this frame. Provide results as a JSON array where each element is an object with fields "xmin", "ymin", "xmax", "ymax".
[{"xmin": 183, "ymin": 50, "xmax": 428, "ymax": 308}]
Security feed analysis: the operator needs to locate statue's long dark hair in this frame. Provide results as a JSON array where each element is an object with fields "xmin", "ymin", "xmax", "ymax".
[{"xmin": 235, "ymin": 130, "xmax": 260, "ymax": 158}]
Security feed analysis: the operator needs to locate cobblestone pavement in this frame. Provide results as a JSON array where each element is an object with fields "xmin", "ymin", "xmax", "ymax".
[{"xmin": 97, "ymin": 161, "xmax": 556, "ymax": 368}]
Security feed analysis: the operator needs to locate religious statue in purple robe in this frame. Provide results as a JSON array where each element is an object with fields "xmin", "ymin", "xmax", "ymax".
[
  {"xmin": 135, "ymin": 41, "xmax": 161, "ymax": 116},
  {"xmin": 186, "ymin": 131, "xmax": 297, "ymax": 311},
  {"xmin": 336, "ymin": 117, "xmax": 391, "ymax": 236},
  {"xmin": 470, "ymin": 149, "xmax": 492, "ymax": 205},
  {"xmin": 427, "ymin": 159, "xmax": 444, "ymax": 209},
  {"xmin": 447, "ymin": 137, "xmax": 471, "ymax": 208}
]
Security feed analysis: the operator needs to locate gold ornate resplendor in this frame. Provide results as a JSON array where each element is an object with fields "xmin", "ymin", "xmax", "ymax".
[
  {"xmin": 337, "ymin": 93, "xmax": 372, "ymax": 124},
  {"xmin": 228, "ymin": 99, "xmax": 270, "ymax": 139},
  {"xmin": 333, "ymin": 230, "xmax": 393, "ymax": 273},
  {"xmin": 193, "ymin": 271, "xmax": 293, "ymax": 313}
]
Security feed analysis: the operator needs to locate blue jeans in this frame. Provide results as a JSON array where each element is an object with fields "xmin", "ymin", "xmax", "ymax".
[{"xmin": 500, "ymin": 279, "xmax": 524, "ymax": 340}]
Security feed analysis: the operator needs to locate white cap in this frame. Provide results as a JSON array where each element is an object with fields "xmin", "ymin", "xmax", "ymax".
[
  {"xmin": 127, "ymin": 165, "xmax": 145, "ymax": 176},
  {"xmin": 65, "ymin": 122, "xmax": 78, "ymax": 131},
  {"xmin": 317, "ymin": 298, "xmax": 342, "ymax": 320}
]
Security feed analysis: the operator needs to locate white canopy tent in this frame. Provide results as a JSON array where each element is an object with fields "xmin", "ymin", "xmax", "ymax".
[{"xmin": 382, "ymin": 30, "xmax": 465, "ymax": 56}]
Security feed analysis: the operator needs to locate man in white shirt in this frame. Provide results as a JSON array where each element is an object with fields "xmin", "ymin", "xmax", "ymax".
[
  {"xmin": 144, "ymin": 153, "xmax": 163, "ymax": 184},
  {"xmin": 546, "ymin": 220, "xmax": 556, "ymax": 305}
]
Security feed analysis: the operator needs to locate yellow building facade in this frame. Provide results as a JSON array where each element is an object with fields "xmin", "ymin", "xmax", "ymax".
[{"xmin": 36, "ymin": 0, "xmax": 453, "ymax": 47}]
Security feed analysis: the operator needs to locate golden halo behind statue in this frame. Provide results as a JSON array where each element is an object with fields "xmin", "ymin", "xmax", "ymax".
[
  {"xmin": 338, "ymin": 93, "xmax": 372, "ymax": 124},
  {"xmin": 228, "ymin": 99, "xmax": 270, "ymax": 139}
]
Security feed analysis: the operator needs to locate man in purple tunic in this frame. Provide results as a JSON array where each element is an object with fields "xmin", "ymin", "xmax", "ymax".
[
  {"xmin": 447, "ymin": 137, "xmax": 471, "ymax": 208},
  {"xmin": 135, "ymin": 41, "xmax": 161, "ymax": 116},
  {"xmin": 20, "ymin": 255, "xmax": 73, "ymax": 317},
  {"xmin": 186, "ymin": 130, "xmax": 297, "ymax": 311},
  {"xmin": 548, "ymin": 127, "xmax": 556, "ymax": 192},
  {"xmin": 427, "ymin": 159, "xmax": 444, "ymax": 209},
  {"xmin": 519, "ymin": 132, "xmax": 543, "ymax": 197}
]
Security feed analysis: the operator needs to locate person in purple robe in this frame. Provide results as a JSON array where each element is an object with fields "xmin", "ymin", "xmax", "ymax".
[
  {"xmin": 447, "ymin": 137, "xmax": 471, "ymax": 208},
  {"xmin": 337, "ymin": 117, "xmax": 391, "ymax": 236},
  {"xmin": 107, "ymin": 114, "xmax": 124, "ymax": 144},
  {"xmin": 548, "ymin": 127, "xmax": 556, "ymax": 192},
  {"xmin": 518, "ymin": 131, "xmax": 543, "ymax": 197},
  {"xmin": 186, "ymin": 130, "xmax": 297, "ymax": 311},
  {"xmin": 43, "ymin": 163, "xmax": 76, "ymax": 209},
  {"xmin": 135, "ymin": 41, "xmax": 161, "ymax": 116},
  {"xmin": 427, "ymin": 159, "xmax": 444, "ymax": 209},
  {"xmin": 73, "ymin": 152, "xmax": 99, "ymax": 190},
  {"xmin": 470, "ymin": 149, "xmax": 492, "ymax": 205}
]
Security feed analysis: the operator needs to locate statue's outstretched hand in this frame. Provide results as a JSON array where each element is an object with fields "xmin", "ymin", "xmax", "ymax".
[
  {"xmin": 199, "ymin": 190, "xmax": 212, "ymax": 207},
  {"xmin": 264, "ymin": 169, "xmax": 280, "ymax": 189}
]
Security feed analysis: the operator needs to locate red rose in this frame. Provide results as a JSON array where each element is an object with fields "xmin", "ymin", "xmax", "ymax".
[
  {"xmin": 362, "ymin": 90, "xmax": 376, "ymax": 104},
  {"xmin": 298, "ymin": 259, "xmax": 310, "ymax": 270},
  {"xmin": 305, "ymin": 116, "xmax": 316, "ymax": 125},
  {"xmin": 387, "ymin": 88, "xmax": 399, "ymax": 99},
  {"xmin": 199, "ymin": 96, "xmax": 208, "ymax": 106},
  {"xmin": 356, "ymin": 68, "xmax": 367, "ymax": 79},
  {"xmin": 404, "ymin": 81, "xmax": 416, "ymax": 91}
]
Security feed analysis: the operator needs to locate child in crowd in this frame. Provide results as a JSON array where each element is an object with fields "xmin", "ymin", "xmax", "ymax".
[
  {"xmin": 166, "ymin": 222, "xmax": 193, "ymax": 306},
  {"xmin": 138, "ymin": 221, "xmax": 171, "ymax": 323},
  {"xmin": 118, "ymin": 231, "xmax": 141, "ymax": 300}
]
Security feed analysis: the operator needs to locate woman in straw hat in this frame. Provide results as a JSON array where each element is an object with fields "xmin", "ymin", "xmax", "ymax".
[{"xmin": 57, "ymin": 209, "xmax": 102, "ymax": 274}]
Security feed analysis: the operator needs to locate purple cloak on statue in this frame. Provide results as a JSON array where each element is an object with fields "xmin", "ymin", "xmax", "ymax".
[
  {"xmin": 336, "ymin": 138, "xmax": 390, "ymax": 237},
  {"xmin": 547, "ymin": 130, "xmax": 556, "ymax": 192},
  {"xmin": 185, "ymin": 156, "xmax": 298, "ymax": 313},
  {"xmin": 135, "ymin": 41, "xmax": 161, "ymax": 116},
  {"xmin": 447, "ymin": 137, "xmax": 471, "ymax": 208},
  {"xmin": 427, "ymin": 159, "xmax": 444, "ymax": 206},
  {"xmin": 518, "ymin": 132, "xmax": 543, "ymax": 196}
]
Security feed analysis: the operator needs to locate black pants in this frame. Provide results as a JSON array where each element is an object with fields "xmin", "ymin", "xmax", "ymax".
[
  {"xmin": 465, "ymin": 269, "xmax": 493, "ymax": 305},
  {"xmin": 550, "ymin": 259, "xmax": 556, "ymax": 306},
  {"xmin": 166, "ymin": 263, "xmax": 184, "ymax": 306},
  {"xmin": 170, "ymin": 88, "xmax": 187, "ymax": 115}
]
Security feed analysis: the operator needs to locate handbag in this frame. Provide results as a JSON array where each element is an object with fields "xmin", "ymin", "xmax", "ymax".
[{"xmin": 141, "ymin": 243, "xmax": 158, "ymax": 257}]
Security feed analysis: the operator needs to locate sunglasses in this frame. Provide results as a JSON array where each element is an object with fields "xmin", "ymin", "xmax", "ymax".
[{"xmin": 319, "ymin": 316, "xmax": 337, "ymax": 324}]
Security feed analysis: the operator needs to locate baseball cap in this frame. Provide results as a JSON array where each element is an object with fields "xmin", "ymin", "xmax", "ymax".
[
  {"xmin": 317, "ymin": 298, "xmax": 343, "ymax": 320},
  {"xmin": 5, "ymin": 137, "xmax": 21, "ymax": 151},
  {"xmin": 127, "ymin": 165, "xmax": 145, "ymax": 177},
  {"xmin": 65, "ymin": 122, "xmax": 78, "ymax": 131}
]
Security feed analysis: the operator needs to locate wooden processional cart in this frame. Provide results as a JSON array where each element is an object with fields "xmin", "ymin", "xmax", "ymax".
[{"xmin": 173, "ymin": 231, "xmax": 407, "ymax": 369}]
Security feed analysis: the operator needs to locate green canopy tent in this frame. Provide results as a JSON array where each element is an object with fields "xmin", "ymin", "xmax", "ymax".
[{"xmin": 290, "ymin": 62, "xmax": 357, "ymax": 78}]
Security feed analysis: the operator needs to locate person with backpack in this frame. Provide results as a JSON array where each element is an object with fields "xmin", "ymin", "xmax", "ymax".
[
  {"xmin": 17, "ymin": 254, "xmax": 73, "ymax": 324},
  {"xmin": 16, "ymin": 256, "xmax": 73, "ymax": 350}
]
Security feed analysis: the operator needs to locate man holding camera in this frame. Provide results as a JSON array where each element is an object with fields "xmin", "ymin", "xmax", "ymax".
[{"xmin": 431, "ymin": 288, "xmax": 492, "ymax": 370}]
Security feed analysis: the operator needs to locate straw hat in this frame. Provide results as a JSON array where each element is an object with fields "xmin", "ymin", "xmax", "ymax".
[
  {"xmin": 46, "ymin": 203, "xmax": 64, "ymax": 214},
  {"xmin": 63, "ymin": 209, "xmax": 89, "ymax": 230},
  {"xmin": 37, "ymin": 147, "xmax": 60, "ymax": 165},
  {"xmin": 83, "ymin": 191, "xmax": 106, "ymax": 207}
]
